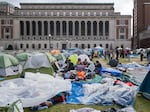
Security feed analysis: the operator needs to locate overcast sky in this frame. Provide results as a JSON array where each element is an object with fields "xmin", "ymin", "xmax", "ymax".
[{"xmin": 5, "ymin": 0, "xmax": 133, "ymax": 15}]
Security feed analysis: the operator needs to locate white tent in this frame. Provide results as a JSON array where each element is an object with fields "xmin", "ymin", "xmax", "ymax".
[
  {"xmin": 78, "ymin": 54, "xmax": 90, "ymax": 62},
  {"xmin": 24, "ymin": 53, "xmax": 52, "ymax": 69}
]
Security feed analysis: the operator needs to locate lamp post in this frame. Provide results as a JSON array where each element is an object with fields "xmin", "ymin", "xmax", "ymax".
[{"xmin": 48, "ymin": 34, "xmax": 51, "ymax": 51}]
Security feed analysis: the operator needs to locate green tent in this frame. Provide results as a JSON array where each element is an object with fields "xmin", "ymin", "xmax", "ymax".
[
  {"xmin": 16, "ymin": 53, "xmax": 31, "ymax": 62},
  {"xmin": 23, "ymin": 53, "xmax": 55, "ymax": 75},
  {"xmin": 0, "ymin": 53, "xmax": 19, "ymax": 68},
  {"xmin": 68, "ymin": 54, "xmax": 78, "ymax": 65},
  {"xmin": 45, "ymin": 53, "xmax": 57, "ymax": 63},
  {"xmin": 0, "ymin": 53, "xmax": 22, "ymax": 76},
  {"xmin": 51, "ymin": 53, "xmax": 66, "ymax": 61}
]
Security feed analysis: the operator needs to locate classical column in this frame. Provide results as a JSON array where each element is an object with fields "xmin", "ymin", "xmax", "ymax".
[
  {"xmin": 48, "ymin": 21, "xmax": 50, "ymax": 36},
  {"xmin": 72, "ymin": 21, "xmax": 75, "ymax": 37},
  {"xmin": 66, "ymin": 21, "xmax": 68, "ymax": 38},
  {"xmin": 79, "ymin": 21, "xmax": 81, "ymax": 36},
  {"xmin": 36, "ymin": 21, "xmax": 38, "ymax": 36},
  {"xmin": 60, "ymin": 21, "xmax": 62, "ymax": 37},
  {"xmin": 97, "ymin": 21, "xmax": 99, "ymax": 36}
]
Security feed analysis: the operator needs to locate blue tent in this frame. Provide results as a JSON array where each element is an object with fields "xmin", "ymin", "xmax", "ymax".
[{"xmin": 139, "ymin": 71, "xmax": 150, "ymax": 100}]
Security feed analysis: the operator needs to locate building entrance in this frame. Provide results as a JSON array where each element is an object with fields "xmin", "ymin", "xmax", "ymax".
[{"xmin": 62, "ymin": 44, "xmax": 67, "ymax": 50}]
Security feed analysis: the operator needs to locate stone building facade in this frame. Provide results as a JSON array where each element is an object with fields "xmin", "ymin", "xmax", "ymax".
[{"xmin": 0, "ymin": 2, "xmax": 131, "ymax": 50}]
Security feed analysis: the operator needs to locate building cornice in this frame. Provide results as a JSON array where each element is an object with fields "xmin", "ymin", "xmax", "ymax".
[{"xmin": 20, "ymin": 3, "xmax": 114, "ymax": 5}]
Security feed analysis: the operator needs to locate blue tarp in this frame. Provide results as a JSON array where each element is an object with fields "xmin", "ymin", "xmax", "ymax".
[
  {"xmin": 66, "ymin": 82, "xmax": 84, "ymax": 104},
  {"xmin": 101, "ymin": 68, "xmax": 123, "ymax": 77},
  {"xmin": 66, "ymin": 80, "xmax": 136, "ymax": 106}
]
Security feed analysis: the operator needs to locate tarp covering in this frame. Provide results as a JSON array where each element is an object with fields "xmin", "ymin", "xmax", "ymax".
[
  {"xmin": 0, "ymin": 72, "xmax": 71, "ymax": 107},
  {"xmin": 66, "ymin": 78, "xmax": 137, "ymax": 106},
  {"xmin": 101, "ymin": 68, "xmax": 123, "ymax": 77},
  {"xmin": 70, "ymin": 106, "xmax": 136, "ymax": 112}
]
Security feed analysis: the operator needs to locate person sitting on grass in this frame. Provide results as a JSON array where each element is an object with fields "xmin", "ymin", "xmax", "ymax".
[{"xmin": 94, "ymin": 60, "xmax": 102, "ymax": 75}]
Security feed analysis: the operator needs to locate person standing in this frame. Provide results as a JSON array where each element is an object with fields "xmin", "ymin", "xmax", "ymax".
[
  {"xmin": 115, "ymin": 47, "xmax": 119, "ymax": 60},
  {"xmin": 140, "ymin": 49, "xmax": 144, "ymax": 61}
]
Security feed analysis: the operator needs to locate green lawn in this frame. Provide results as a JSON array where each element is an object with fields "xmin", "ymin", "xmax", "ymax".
[{"xmin": 24, "ymin": 104, "xmax": 120, "ymax": 112}]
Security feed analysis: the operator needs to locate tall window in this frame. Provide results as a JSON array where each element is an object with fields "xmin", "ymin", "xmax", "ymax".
[
  {"xmin": 20, "ymin": 44, "xmax": 23, "ymax": 49},
  {"xmin": 26, "ymin": 21, "xmax": 30, "ymax": 35},
  {"xmin": 38, "ymin": 21, "xmax": 42, "ymax": 35},
  {"xmin": 32, "ymin": 21, "xmax": 36, "ymax": 35},
  {"xmin": 44, "ymin": 21, "xmax": 48, "ymax": 36},
  {"xmin": 75, "ymin": 44, "xmax": 78, "ymax": 48},
  {"xmin": 81, "ymin": 21, "xmax": 85, "ymax": 35},
  {"xmin": 5, "ymin": 27, "xmax": 9, "ymax": 33},
  {"xmin": 119, "ymin": 27, "xmax": 125, "ymax": 39},
  {"xmin": 87, "ymin": 21, "xmax": 91, "ymax": 36},
  {"xmin": 20, "ymin": 21, "xmax": 24, "ymax": 35},
  {"xmin": 62, "ymin": 21, "xmax": 66, "ymax": 35},
  {"xmin": 56, "ymin": 21, "xmax": 60, "ymax": 35},
  {"xmin": 81, "ymin": 44, "xmax": 85, "ymax": 49},
  {"xmin": 44, "ymin": 44, "xmax": 47, "ymax": 49},
  {"xmin": 99, "ymin": 21, "xmax": 103, "ymax": 35},
  {"xmin": 38, "ymin": 44, "xmax": 41, "ymax": 49},
  {"xmin": 26, "ymin": 44, "xmax": 29, "ymax": 49},
  {"xmin": 93, "ymin": 21, "xmax": 97, "ymax": 36},
  {"xmin": 69, "ymin": 21, "xmax": 73, "ymax": 35},
  {"xmin": 75, "ymin": 21, "xmax": 79, "ymax": 35},
  {"xmin": 50, "ymin": 21, "xmax": 54, "ymax": 35},
  {"xmin": 105, "ymin": 21, "xmax": 109, "ymax": 36},
  {"xmin": 120, "ymin": 27, "xmax": 125, "ymax": 33}
]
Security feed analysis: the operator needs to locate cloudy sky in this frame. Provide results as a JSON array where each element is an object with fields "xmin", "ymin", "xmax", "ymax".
[{"xmin": 5, "ymin": 0, "xmax": 133, "ymax": 15}]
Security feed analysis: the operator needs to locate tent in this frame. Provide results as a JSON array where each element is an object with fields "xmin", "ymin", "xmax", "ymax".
[
  {"xmin": 23, "ymin": 53, "xmax": 56, "ymax": 75},
  {"xmin": 0, "ymin": 53, "xmax": 22, "ymax": 76},
  {"xmin": 67, "ymin": 48, "xmax": 85, "ymax": 55},
  {"xmin": 93, "ymin": 46, "xmax": 104, "ymax": 56},
  {"xmin": 16, "ymin": 52, "xmax": 31, "ymax": 66},
  {"xmin": 68, "ymin": 54, "xmax": 78, "ymax": 65},
  {"xmin": 78, "ymin": 54, "xmax": 90, "ymax": 63},
  {"xmin": 50, "ymin": 49, "xmax": 60, "ymax": 55},
  {"xmin": 16, "ymin": 52, "xmax": 31, "ymax": 62},
  {"xmin": 51, "ymin": 53, "xmax": 66, "ymax": 62},
  {"xmin": 139, "ymin": 71, "xmax": 150, "ymax": 100}
]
